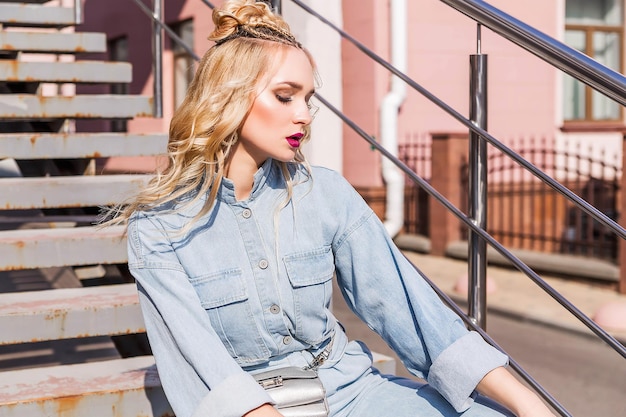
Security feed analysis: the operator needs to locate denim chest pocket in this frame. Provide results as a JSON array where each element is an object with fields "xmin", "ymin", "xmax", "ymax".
[
  {"xmin": 283, "ymin": 246, "xmax": 335, "ymax": 345},
  {"xmin": 189, "ymin": 268, "xmax": 270, "ymax": 364}
]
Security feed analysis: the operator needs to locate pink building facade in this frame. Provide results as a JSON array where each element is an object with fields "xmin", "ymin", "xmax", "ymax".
[
  {"xmin": 79, "ymin": 0, "xmax": 625, "ymax": 211},
  {"xmin": 341, "ymin": 0, "xmax": 623, "ymax": 190}
]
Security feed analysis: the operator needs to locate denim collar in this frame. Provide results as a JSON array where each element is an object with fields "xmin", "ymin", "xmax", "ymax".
[{"xmin": 219, "ymin": 158, "xmax": 277, "ymax": 205}]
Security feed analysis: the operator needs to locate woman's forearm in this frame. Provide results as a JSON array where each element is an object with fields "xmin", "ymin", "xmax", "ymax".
[{"xmin": 476, "ymin": 367, "xmax": 556, "ymax": 417}]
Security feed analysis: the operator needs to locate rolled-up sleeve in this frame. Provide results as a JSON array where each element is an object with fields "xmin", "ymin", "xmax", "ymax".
[
  {"xmin": 331, "ymin": 178, "xmax": 508, "ymax": 412},
  {"xmin": 428, "ymin": 331, "xmax": 507, "ymax": 411},
  {"xmin": 127, "ymin": 212, "xmax": 273, "ymax": 417}
]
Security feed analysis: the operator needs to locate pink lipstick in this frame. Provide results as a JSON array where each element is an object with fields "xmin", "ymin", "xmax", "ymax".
[{"xmin": 286, "ymin": 132, "xmax": 303, "ymax": 148}]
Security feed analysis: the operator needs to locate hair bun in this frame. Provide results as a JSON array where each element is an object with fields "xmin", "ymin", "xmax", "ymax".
[{"xmin": 209, "ymin": 0, "xmax": 292, "ymax": 44}]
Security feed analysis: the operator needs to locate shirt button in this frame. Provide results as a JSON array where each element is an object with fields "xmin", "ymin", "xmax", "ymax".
[
  {"xmin": 282, "ymin": 335, "xmax": 293, "ymax": 345},
  {"xmin": 269, "ymin": 304, "xmax": 280, "ymax": 314},
  {"xmin": 242, "ymin": 209, "xmax": 251, "ymax": 218},
  {"xmin": 259, "ymin": 259, "xmax": 269, "ymax": 269}
]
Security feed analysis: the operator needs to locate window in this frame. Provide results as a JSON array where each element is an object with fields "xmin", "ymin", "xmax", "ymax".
[
  {"xmin": 564, "ymin": 0, "xmax": 623, "ymax": 122},
  {"xmin": 172, "ymin": 20, "xmax": 195, "ymax": 110},
  {"xmin": 109, "ymin": 36, "xmax": 129, "ymax": 132}
]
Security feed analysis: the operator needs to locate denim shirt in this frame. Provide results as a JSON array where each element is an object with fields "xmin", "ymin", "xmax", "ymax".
[{"xmin": 127, "ymin": 159, "xmax": 508, "ymax": 417}]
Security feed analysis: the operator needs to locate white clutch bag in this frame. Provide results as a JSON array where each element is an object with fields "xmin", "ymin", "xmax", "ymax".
[{"xmin": 253, "ymin": 366, "xmax": 329, "ymax": 417}]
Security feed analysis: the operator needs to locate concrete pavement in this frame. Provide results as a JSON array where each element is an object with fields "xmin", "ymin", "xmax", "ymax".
[{"xmin": 400, "ymin": 250, "xmax": 626, "ymax": 343}]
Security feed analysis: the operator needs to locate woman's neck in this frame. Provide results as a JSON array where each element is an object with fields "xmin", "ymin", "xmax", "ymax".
[{"xmin": 225, "ymin": 151, "xmax": 261, "ymax": 201}]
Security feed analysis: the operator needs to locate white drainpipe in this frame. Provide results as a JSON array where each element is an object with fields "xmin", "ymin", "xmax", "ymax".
[{"xmin": 381, "ymin": 0, "xmax": 407, "ymax": 237}]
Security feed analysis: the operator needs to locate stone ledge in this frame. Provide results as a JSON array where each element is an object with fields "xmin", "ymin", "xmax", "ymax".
[
  {"xmin": 394, "ymin": 234, "xmax": 619, "ymax": 284},
  {"xmin": 445, "ymin": 240, "xmax": 619, "ymax": 283}
]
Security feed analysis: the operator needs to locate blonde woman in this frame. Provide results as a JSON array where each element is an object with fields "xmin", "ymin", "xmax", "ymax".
[{"xmin": 114, "ymin": 1, "xmax": 557, "ymax": 416}]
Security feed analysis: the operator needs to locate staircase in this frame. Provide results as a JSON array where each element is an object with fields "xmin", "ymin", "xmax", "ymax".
[
  {"xmin": 0, "ymin": 1, "xmax": 402, "ymax": 415},
  {"xmin": 0, "ymin": 1, "xmax": 172, "ymax": 416}
]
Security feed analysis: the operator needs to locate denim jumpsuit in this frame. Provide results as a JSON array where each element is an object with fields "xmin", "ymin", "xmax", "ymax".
[{"xmin": 127, "ymin": 159, "xmax": 512, "ymax": 417}]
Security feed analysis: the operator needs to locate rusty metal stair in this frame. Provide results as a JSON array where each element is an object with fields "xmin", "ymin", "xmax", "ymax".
[
  {"xmin": 0, "ymin": 356, "xmax": 170, "ymax": 417},
  {"xmin": 0, "ymin": 31, "xmax": 106, "ymax": 54},
  {"xmin": 0, "ymin": 2, "xmax": 75, "ymax": 28},
  {"xmin": 0, "ymin": 60, "xmax": 133, "ymax": 83},
  {"xmin": 0, "ymin": 1, "xmax": 171, "ymax": 415}
]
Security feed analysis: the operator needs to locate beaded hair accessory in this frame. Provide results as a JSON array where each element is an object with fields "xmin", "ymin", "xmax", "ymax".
[{"xmin": 215, "ymin": 23, "xmax": 301, "ymax": 48}]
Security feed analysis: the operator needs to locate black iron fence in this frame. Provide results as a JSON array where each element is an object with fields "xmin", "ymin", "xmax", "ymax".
[
  {"xmin": 480, "ymin": 136, "xmax": 620, "ymax": 262},
  {"xmin": 400, "ymin": 135, "xmax": 621, "ymax": 263},
  {"xmin": 398, "ymin": 133, "xmax": 431, "ymax": 236}
]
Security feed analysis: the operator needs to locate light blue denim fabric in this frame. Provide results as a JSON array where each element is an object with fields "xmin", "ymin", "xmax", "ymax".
[{"xmin": 127, "ymin": 158, "xmax": 509, "ymax": 417}]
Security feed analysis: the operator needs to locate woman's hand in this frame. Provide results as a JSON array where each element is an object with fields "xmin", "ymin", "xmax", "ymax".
[
  {"xmin": 243, "ymin": 403, "xmax": 283, "ymax": 417},
  {"xmin": 476, "ymin": 367, "xmax": 557, "ymax": 417}
]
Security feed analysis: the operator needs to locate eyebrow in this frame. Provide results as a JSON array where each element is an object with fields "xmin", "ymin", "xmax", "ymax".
[{"xmin": 276, "ymin": 81, "xmax": 315, "ymax": 95}]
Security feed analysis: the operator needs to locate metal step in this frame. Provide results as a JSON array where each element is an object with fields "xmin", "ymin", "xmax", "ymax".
[
  {"xmin": 0, "ymin": 60, "xmax": 132, "ymax": 83},
  {"xmin": 0, "ymin": 225, "xmax": 127, "ymax": 271},
  {"xmin": 0, "ymin": 174, "xmax": 152, "ymax": 210},
  {"xmin": 0, "ymin": 3, "xmax": 75, "ymax": 27},
  {"xmin": 0, "ymin": 95, "xmax": 153, "ymax": 119},
  {"xmin": 0, "ymin": 356, "xmax": 173, "ymax": 417},
  {"xmin": 0, "ymin": 31, "xmax": 105, "ymax": 54},
  {"xmin": 0, "ymin": 132, "xmax": 167, "ymax": 159},
  {"xmin": 0, "ymin": 283, "xmax": 142, "ymax": 345}
]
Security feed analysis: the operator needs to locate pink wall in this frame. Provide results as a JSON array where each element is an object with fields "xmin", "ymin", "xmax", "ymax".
[
  {"xmin": 78, "ymin": 0, "xmax": 218, "ymax": 135},
  {"xmin": 472, "ymin": 0, "xmax": 559, "ymax": 138},
  {"xmin": 342, "ymin": 0, "xmax": 560, "ymax": 186},
  {"xmin": 341, "ymin": 0, "xmax": 389, "ymax": 187},
  {"xmin": 78, "ymin": 0, "xmax": 221, "ymax": 172},
  {"xmin": 80, "ymin": 0, "xmax": 566, "ymax": 185}
]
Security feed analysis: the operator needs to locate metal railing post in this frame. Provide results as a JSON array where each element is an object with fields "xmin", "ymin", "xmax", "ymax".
[
  {"xmin": 271, "ymin": 0, "xmax": 282, "ymax": 14},
  {"xmin": 152, "ymin": 0, "xmax": 164, "ymax": 118},
  {"xmin": 74, "ymin": 0, "xmax": 82, "ymax": 25},
  {"xmin": 468, "ymin": 24, "xmax": 488, "ymax": 329}
]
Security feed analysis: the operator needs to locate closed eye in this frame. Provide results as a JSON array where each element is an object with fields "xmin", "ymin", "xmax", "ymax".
[{"xmin": 276, "ymin": 95, "xmax": 292, "ymax": 104}]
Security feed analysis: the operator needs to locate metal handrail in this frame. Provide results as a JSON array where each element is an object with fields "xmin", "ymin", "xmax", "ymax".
[
  {"xmin": 315, "ymin": 92, "xmax": 578, "ymax": 414},
  {"xmin": 153, "ymin": 0, "xmax": 164, "ymax": 118},
  {"xmin": 315, "ymin": 92, "xmax": 600, "ymax": 417},
  {"xmin": 290, "ymin": 0, "xmax": 626, "ymax": 242},
  {"xmin": 412, "ymin": 259, "xmax": 573, "ymax": 417},
  {"xmin": 131, "ymin": 0, "xmax": 200, "ymax": 61},
  {"xmin": 441, "ymin": 0, "xmax": 626, "ymax": 107},
  {"xmin": 293, "ymin": 0, "xmax": 626, "ymax": 359},
  {"xmin": 131, "ymin": 0, "xmax": 200, "ymax": 118}
]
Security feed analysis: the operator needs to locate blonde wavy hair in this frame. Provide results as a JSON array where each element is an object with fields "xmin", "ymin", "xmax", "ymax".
[{"xmin": 105, "ymin": 0, "xmax": 315, "ymax": 231}]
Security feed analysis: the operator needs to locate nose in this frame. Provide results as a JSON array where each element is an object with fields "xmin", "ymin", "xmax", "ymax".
[{"xmin": 293, "ymin": 100, "xmax": 312, "ymax": 125}]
